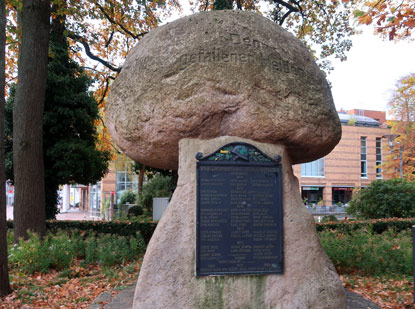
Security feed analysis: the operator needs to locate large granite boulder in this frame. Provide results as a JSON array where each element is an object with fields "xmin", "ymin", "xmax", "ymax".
[
  {"xmin": 106, "ymin": 10, "xmax": 341, "ymax": 170},
  {"xmin": 133, "ymin": 136, "xmax": 346, "ymax": 308}
]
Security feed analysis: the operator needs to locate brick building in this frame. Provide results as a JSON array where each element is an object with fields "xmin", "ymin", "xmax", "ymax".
[
  {"xmin": 88, "ymin": 160, "xmax": 138, "ymax": 217},
  {"xmin": 293, "ymin": 110, "xmax": 390, "ymax": 206}
]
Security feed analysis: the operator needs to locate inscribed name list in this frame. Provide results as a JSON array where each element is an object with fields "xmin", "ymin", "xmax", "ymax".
[{"xmin": 196, "ymin": 164, "xmax": 283, "ymax": 276}]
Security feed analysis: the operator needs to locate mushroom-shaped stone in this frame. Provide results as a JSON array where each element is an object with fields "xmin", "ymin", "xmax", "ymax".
[{"xmin": 106, "ymin": 10, "xmax": 341, "ymax": 170}]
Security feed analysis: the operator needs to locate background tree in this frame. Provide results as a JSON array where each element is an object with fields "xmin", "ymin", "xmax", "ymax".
[
  {"xmin": 2, "ymin": 1, "xmax": 178, "ymax": 189},
  {"xmin": 352, "ymin": 0, "xmax": 415, "ymax": 41},
  {"xmin": 43, "ymin": 15, "xmax": 111, "ymax": 218},
  {"xmin": 383, "ymin": 73, "xmax": 415, "ymax": 180},
  {"xmin": 5, "ymin": 0, "xmax": 166, "ymax": 231},
  {"xmin": 0, "ymin": 0, "xmax": 11, "ymax": 297},
  {"xmin": 6, "ymin": 14, "xmax": 112, "ymax": 219},
  {"xmin": 13, "ymin": 0, "xmax": 50, "ymax": 240}
]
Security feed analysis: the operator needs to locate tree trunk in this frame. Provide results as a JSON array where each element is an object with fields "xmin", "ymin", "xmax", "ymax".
[
  {"xmin": 0, "ymin": 0, "xmax": 12, "ymax": 297},
  {"xmin": 138, "ymin": 165, "xmax": 145, "ymax": 194},
  {"xmin": 13, "ymin": 0, "xmax": 50, "ymax": 240}
]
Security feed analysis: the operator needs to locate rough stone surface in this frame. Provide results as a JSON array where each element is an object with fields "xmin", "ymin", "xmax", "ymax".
[
  {"xmin": 133, "ymin": 136, "xmax": 346, "ymax": 308},
  {"xmin": 89, "ymin": 284, "xmax": 136, "ymax": 309},
  {"xmin": 346, "ymin": 291, "xmax": 380, "ymax": 309},
  {"xmin": 106, "ymin": 11, "xmax": 341, "ymax": 170},
  {"xmin": 104, "ymin": 285, "xmax": 135, "ymax": 309},
  {"xmin": 89, "ymin": 291, "xmax": 112, "ymax": 309}
]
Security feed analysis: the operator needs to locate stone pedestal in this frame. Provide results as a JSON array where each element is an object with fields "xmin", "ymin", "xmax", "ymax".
[{"xmin": 133, "ymin": 136, "xmax": 346, "ymax": 308}]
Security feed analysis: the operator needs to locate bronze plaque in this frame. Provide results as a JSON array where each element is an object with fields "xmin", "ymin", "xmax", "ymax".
[{"xmin": 196, "ymin": 143, "xmax": 283, "ymax": 276}]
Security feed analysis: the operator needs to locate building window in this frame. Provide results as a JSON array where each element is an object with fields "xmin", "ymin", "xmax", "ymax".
[
  {"xmin": 376, "ymin": 137, "xmax": 382, "ymax": 179},
  {"xmin": 301, "ymin": 186, "xmax": 323, "ymax": 205},
  {"xmin": 89, "ymin": 182, "xmax": 101, "ymax": 217},
  {"xmin": 361, "ymin": 137, "xmax": 367, "ymax": 178},
  {"xmin": 301, "ymin": 158, "xmax": 325, "ymax": 177},
  {"xmin": 116, "ymin": 170, "xmax": 138, "ymax": 203},
  {"xmin": 332, "ymin": 187, "xmax": 353, "ymax": 205}
]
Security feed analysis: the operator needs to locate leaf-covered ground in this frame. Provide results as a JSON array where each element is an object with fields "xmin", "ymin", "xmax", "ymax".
[
  {"xmin": 0, "ymin": 257, "xmax": 143, "ymax": 308},
  {"xmin": 341, "ymin": 274, "xmax": 414, "ymax": 308},
  {"xmin": 1, "ymin": 262, "xmax": 414, "ymax": 308}
]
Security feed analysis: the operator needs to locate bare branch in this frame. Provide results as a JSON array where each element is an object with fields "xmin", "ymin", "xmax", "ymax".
[
  {"xmin": 312, "ymin": 0, "xmax": 329, "ymax": 20},
  {"xmin": 273, "ymin": 0, "xmax": 299, "ymax": 14},
  {"xmin": 105, "ymin": 30, "xmax": 114, "ymax": 48},
  {"xmin": 81, "ymin": 66, "xmax": 116, "ymax": 81},
  {"xmin": 279, "ymin": 11, "xmax": 292, "ymax": 25},
  {"xmin": 273, "ymin": 0, "xmax": 303, "ymax": 26},
  {"xmin": 98, "ymin": 77, "xmax": 111, "ymax": 106},
  {"xmin": 68, "ymin": 32, "xmax": 121, "ymax": 73},
  {"xmin": 95, "ymin": 2, "xmax": 147, "ymax": 40},
  {"xmin": 372, "ymin": 0, "xmax": 387, "ymax": 9}
]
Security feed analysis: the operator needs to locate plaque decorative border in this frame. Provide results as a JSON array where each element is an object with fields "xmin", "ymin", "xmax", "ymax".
[{"xmin": 196, "ymin": 142, "xmax": 281, "ymax": 164}]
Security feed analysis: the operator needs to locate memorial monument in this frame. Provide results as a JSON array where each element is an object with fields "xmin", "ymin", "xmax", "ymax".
[{"xmin": 106, "ymin": 10, "xmax": 346, "ymax": 308}]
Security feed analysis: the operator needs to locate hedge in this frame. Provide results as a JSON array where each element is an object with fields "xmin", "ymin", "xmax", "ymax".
[
  {"xmin": 316, "ymin": 218, "xmax": 415, "ymax": 234},
  {"xmin": 7, "ymin": 220, "xmax": 158, "ymax": 245},
  {"xmin": 7, "ymin": 217, "xmax": 415, "ymax": 244}
]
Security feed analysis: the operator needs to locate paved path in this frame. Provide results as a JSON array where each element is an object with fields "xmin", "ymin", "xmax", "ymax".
[
  {"xmin": 7, "ymin": 205, "xmax": 94, "ymax": 221},
  {"xmin": 90, "ymin": 284, "xmax": 380, "ymax": 309}
]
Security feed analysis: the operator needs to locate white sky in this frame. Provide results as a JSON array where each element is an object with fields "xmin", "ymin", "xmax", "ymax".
[
  {"xmin": 166, "ymin": 8, "xmax": 415, "ymax": 115},
  {"xmin": 329, "ymin": 27, "xmax": 415, "ymax": 114}
]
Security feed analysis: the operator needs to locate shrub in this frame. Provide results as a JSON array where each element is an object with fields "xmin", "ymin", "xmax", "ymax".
[
  {"xmin": 128, "ymin": 205, "xmax": 143, "ymax": 217},
  {"xmin": 319, "ymin": 228, "xmax": 412, "ymax": 276},
  {"xmin": 96, "ymin": 235, "xmax": 127, "ymax": 266},
  {"xmin": 8, "ymin": 230, "xmax": 147, "ymax": 274},
  {"xmin": 119, "ymin": 191, "xmax": 138, "ymax": 205},
  {"xmin": 139, "ymin": 175, "xmax": 173, "ymax": 211},
  {"xmin": 88, "ymin": 233, "xmax": 146, "ymax": 267},
  {"xmin": 85, "ymin": 234, "xmax": 98, "ymax": 264},
  {"xmin": 316, "ymin": 217, "xmax": 415, "ymax": 234},
  {"xmin": 8, "ymin": 220, "xmax": 157, "ymax": 244},
  {"xmin": 347, "ymin": 179, "xmax": 415, "ymax": 219},
  {"xmin": 320, "ymin": 215, "xmax": 338, "ymax": 223},
  {"xmin": 8, "ymin": 233, "xmax": 51, "ymax": 274},
  {"xmin": 46, "ymin": 231, "xmax": 77, "ymax": 270}
]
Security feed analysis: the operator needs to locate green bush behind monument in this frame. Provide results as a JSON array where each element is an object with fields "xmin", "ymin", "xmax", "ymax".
[
  {"xmin": 119, "ymin": 191, "xmax": 138, "ymax": 206},
  {"xmin": 138, "ymin": 175, "xmax": 174, "ymax": 211},
  {"xmin": 347, "ymin": 179, "xmax": 415, "ymax": 219},
  {"xmin": 319, "ymin": 228, "xmax": 412, "ymax": 276}
]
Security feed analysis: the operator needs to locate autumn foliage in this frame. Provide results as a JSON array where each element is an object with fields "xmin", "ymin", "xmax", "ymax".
[
  {"xmin": 353, "ymin": 0, "xmax": 415, "ymax": 40},
  {"xmin": 4, "ymin": 0, "xmax": 180, "ymax": 157},
  {"xmin": 385, "ymin": 73, "xmax": 415, "ymax": 180}
]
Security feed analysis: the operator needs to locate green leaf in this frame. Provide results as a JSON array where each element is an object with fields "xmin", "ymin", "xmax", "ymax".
[{"xmin": 353, "ymin": 10, "xmax": 365, "ymax": 18}]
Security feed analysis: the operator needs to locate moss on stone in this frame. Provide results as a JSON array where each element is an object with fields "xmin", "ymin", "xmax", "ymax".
[{"xmin": 196, "ymin": 275, "xmax": 269, "ymax": 308}]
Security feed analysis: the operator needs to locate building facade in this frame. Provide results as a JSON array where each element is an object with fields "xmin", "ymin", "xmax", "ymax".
[
  {"xmin": 293, "ymin": 110, "xmax": 390, "ymax": 206},
  {"xmin": 88, "ymin": 160, "xmax": 138, "ymax": 217}
]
